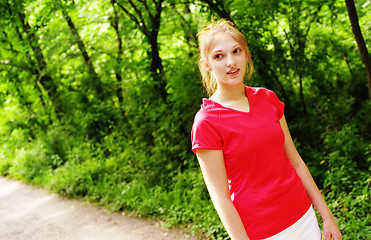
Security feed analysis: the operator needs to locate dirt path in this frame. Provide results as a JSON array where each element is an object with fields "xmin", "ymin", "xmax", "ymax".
[{"xmin": 0, "ymin": 176, "xmax": 199, "ymax": 240}]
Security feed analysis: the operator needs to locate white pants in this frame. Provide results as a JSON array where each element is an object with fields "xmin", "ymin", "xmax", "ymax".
[{"xmin": 263, "ymin": 206, "xmax": 322, "ymax": 240}]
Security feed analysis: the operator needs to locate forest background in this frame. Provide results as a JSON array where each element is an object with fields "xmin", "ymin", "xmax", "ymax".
[{"xmin": 0, "ymin": 0, "xmax": 370, "ymax": 239}]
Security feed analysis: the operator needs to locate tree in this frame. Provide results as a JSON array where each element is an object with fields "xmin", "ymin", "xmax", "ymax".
[
  {"xmin": 201, "ymin": 0, "xmax": 233, "ymax": 22},
  {"xmin": 60, "ymin": 2, "xmax": 103, "ymax": 96},
  {"xmin": 1, "ymin": 0, "xmax": 59, "ymax": 125},
  {"xmin": 345, "ymin": 0, "xmax": 371, "ymax": 101},
  {"xmin": 111, "ymin": 0, "xmax": 167, "ymax": 99},
  {"xmin": 110, "ymin": 0, "xmax": 124, "ymax": 105}
]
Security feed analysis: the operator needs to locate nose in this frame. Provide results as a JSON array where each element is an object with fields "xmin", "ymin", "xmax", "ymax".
[{"xmin": 226, "ymin": 55, "xmax": 236, "ymax": 67}]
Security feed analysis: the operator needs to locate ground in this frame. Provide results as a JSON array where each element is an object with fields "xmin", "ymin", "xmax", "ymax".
[{"xmin": 0, "ymin": 176, "xmax": 199, "ymax": 240}]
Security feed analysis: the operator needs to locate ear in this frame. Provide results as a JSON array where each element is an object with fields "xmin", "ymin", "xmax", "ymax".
[{"xmin": 200, "ymin": 58, "xmax": 212, "ymax": 71}]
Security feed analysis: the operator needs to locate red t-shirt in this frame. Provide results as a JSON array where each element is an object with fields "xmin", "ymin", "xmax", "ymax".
[{"xmin": 191, "ymin": 86, "xmax": 311, "ymax": 240}]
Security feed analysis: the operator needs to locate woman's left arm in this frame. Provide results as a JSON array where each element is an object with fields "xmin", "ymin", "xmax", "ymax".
[{"xmin": 280, "ymin": 115, "xmax": 342, "ymax": 240}]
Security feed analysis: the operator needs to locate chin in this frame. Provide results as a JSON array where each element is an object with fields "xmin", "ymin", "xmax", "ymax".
[{"xmin": 220, "ymin": 80, "xmax": 244, "ymax": 87}]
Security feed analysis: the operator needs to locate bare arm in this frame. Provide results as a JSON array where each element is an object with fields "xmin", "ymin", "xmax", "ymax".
[
  {"xmin": 196, "ymin": 149, "xmax": 250, "ymax": 240},
  {"xmin": 280, "ymin": 115, "xmax": 342, "ymax": 240}
]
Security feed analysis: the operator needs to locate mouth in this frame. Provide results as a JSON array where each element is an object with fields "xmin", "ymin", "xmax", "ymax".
[{"xmin": 227, "ymin": 69, "xmax": 240, "ymax": 75}]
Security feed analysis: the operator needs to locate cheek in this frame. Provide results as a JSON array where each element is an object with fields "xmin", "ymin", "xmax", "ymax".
[
  {"xmin": 240, "ymin": 56, "xmax": 248, "ymax": 67},
  {"xmin": 213, "ymin": 63, "xmax": 225, "ymax": 74}
]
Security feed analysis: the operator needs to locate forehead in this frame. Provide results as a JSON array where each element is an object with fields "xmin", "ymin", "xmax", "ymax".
[{"xmin": 210, "ymin": 33, "xmax": 241, "ymax": 52}]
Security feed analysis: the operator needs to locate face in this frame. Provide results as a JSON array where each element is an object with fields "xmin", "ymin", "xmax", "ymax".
[{"xmin": 205, "ymin": 33, "xmax": 247, "ymax": 87}]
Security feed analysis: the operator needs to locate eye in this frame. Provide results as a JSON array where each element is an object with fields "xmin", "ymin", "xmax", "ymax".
[
  {"xmin": 233, "ymin": 48, "xmax": 242, "ymax": 54},
  {"xmin": 213, "ymin": 54, "xmax": 223, "ymax": 60}
]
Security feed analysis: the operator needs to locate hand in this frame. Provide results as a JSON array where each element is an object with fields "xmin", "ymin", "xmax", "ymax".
[{"xmin": 323, "ymin": 218, "xmax": 342, "ymax": 240}]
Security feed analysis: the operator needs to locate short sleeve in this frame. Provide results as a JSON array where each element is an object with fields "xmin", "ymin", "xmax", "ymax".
[
  {"xmin": 266, "ymin": 89, "xmax": 285, "ymax": 119},
  {"xmin": 191, "ymin": 109, "xmax": 223, "ymax": 153}
]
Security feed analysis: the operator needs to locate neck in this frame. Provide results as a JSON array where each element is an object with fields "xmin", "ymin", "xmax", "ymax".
[{"xmin": 211, "ymin": 83, "xmax": 246, "ymax": 102}]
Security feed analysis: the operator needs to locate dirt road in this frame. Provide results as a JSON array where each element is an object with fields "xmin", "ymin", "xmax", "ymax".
[{"xmin": 0, "ymin": 176, "xmax": 198, "ymax": 240}]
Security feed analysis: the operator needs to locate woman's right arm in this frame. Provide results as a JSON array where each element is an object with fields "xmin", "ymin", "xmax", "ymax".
[{"xmin": 196, "ymin": 149, "xmax": 250, "ymax": 240}]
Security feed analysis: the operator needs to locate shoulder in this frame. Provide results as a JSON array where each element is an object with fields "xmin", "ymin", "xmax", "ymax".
[
  {"xmin": 247, "ymin": 86, "xmax": 282, "ymax": 103},
  {"xmin": 191, "ymin": 100, "xmax": 223, "ymax": 152},
  {"xmin": 247, "ymin": 86, "xmax": 277, "ymax": 98},
  {"xmin": 247, "ymin": 86, "xmax": 284, "ymax": 118},
  {"xmin": 193, "ymin": 101, "xmax": 221, "ymax": 127}
]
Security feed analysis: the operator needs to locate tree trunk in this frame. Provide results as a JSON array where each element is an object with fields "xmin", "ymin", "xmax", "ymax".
[
  {"xmin": 17, "ymin": 11, "xmax": 58, "ymax": 101},
  {"xmin": 345, "ymin": 0, "xmax": 371, "ymax": 101},
  {"xmin": 110, "ymin": 0, "xmax": 124, "ymax": 105},
  {"xmin": 147, "ymin": 0, "xmax": 166, "ymax": 99},
  {"xmin": 149, "ymin": 35, "xmax": 166, "ymax": 98},
  {"xmin": 149, "ymin": 40, "xmax": 163, "ymax": 74},
  {"xmin": 15, "ymin": 6, "xmax": 59, "ymax": 124},
  {"xmin": 112, "ymin": 0, "xmax": 167, "ymax": 99},
  {"xmin": 62, "ymin": 9, "xmax": 103, "ymax": 95}
]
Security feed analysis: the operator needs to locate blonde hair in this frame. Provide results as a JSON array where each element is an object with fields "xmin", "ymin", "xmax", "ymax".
[{"xmin": 197, "ymin": 19, "xmax": 254, "ymax": 96}]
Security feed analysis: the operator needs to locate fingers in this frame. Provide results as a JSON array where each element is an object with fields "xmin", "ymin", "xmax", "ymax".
[
  {"xmin": 333, "ymin": 231, "xmax": 342, "ymax": 240},
  {"xmin": 323, "ymin": 218, "xmax": 342, "ymax": 240},
  {"xmin": 324, "ymin": 231, "xmax": 342, "ymax": 240}
]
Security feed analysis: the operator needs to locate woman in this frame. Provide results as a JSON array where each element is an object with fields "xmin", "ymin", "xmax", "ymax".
[{"xmin": 191, "ymin": 19, "xmax": 342, "ymax": 240}]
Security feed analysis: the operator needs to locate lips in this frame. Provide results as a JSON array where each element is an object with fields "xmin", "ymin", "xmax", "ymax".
[{"xmin": 227, "ymin": 68, "xmax": 240, "ymax": 76}]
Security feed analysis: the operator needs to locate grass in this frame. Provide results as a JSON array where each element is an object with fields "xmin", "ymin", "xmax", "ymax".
[{"xmin": 0, "ymin": 127, "xmax": 369, "ymax": 239}]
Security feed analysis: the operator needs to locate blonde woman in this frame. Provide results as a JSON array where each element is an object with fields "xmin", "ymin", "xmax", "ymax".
[{"xmin": 191, "ymin": 19, "xmax": 341, "ymax": 240}]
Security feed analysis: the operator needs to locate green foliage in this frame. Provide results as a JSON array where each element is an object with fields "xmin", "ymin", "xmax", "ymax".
[{"xmin": 0, "ymin": 0, "xmax": 370, "ymax": 239}]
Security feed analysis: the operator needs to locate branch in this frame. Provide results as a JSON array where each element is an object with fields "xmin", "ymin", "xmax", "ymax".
[
  {"xmin": 138, "ymin": 0, "xmax": 154, "ymax": 22},
  {"xmin": 128, "ymin": 0, "xmax": 147, "ymax": 24},
  {"xmin": 202, "ymin": 0, "xmax": 232, "ymax": 22},
  {"xmin": 171, "ymin": 5, "xmax": 197, "ymax": 48},
  {"xmin": 113, "ymin": 0, "xmax": 150, "ymax": 37},
  {"xmin": 155, "ymin": 0, "xmax": 163, "ymax": 19},
  {"xmin": 112, "ymin": 0, "xmax": 140, "ymax": 27},
  {"xmin": 304, "ymin": 5, "xmax": 322, "ymax": 40}
]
